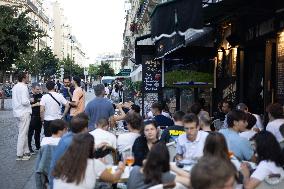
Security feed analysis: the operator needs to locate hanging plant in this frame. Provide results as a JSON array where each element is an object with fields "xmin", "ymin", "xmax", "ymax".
[{"xmin": 130, "ymin": 22, "xmax": 138, "ymax": 33}]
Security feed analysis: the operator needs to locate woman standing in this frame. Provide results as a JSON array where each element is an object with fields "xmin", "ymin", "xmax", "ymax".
[{"xmin": 52, "ymin": 133, "xmax": 125, "ymax": 189}]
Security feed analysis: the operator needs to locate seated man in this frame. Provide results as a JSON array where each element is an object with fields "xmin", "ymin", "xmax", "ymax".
[
  {"xmin": 117, "ymin": 112, "xmax": 142, "ymax": 153},
  {"xmin": 160, "ymin": 111, "xmax": 185, "ymax": 143},
  {"xmin": 89, "ymin": 118, "xmax": 117, "ymax": 149},
  {"xmin": 219, "ymin": 110, "xmax": 255, "ymax": 161},
  {"xmin": 239, "ymin": 113, "xmax": 257, "ymax": 141},
  {"xmin": 191, "ymin": 157, "xmax": 237, "ymax": 189},
  {"xmin": 151, "ymin": 102, "xmax": 174, "ymax": 128},
  {"xmin": 176, "ymin": 114, "xmax": 208, "ymax": 161},
  {"xmin": 41, "ymin": 119, "xmax": 67, "ymax": 146}
]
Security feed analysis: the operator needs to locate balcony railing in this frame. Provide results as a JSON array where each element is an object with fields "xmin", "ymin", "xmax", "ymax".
[
  {"xmin": 27, "ymin": 0, "xmax": 38, "ymax": 13},
  {"xmin": 39, "ymin": 11, "xmax": 49, "ymax": 24}
]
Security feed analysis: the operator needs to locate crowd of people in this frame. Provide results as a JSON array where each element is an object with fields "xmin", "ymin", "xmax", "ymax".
[{"xmin": 11, "ymin": 71, "xmax": 284, "ymax": 189}]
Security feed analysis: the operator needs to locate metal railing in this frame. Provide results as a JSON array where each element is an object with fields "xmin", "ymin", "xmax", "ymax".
[
  {"xmin": 39, "ymin": 11, "xmax": 49, "ymax": 24},
  {"xmin": 27, "ymin": 0, "xmax": 38, "ymax": 13}
]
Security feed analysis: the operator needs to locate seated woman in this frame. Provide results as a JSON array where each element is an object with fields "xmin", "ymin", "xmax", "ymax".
[
  {"xmin": 128, "ymin": 142, "xmax": 190, "ymax": 189},
  {"xmin": 132, "ymin": 120, "xmax": 159, "ymax": 166},
  {"xmin": 52, "ymin": 133, "xmax": 125, "ymax": 189},
  {"xmin": 241, "ymin": 131, "xmax": 284, "ymax": 189},
  {"xmin": 203, "ymin": 132, "xmax": 242, "ymax": 170}
]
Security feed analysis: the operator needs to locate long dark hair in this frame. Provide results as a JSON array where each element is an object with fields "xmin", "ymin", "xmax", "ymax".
[
  {"xmin": 203, "ymin": 132, "xmax": 230, "ymax": 161},
  {"xmin": 143, "ymin": 142, "xmax": 170, "ymax": 185},
  {"xmin": 52, "ymin": 133, "xmax": 95, "ymax": 184},
  {"xmin": 254, "ymin": 131, "xmax": 284, "ymax": 167}
]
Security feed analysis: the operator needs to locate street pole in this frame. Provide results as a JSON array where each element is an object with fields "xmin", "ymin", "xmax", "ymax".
[{"xmin": 70, "ymin": 43, "xmax": 72, "ymax": 77}]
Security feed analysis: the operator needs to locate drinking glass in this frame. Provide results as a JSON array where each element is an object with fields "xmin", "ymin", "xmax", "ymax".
[{"xmin": 122, "ymin": 151, "xmax": 134, "ymax": 172}]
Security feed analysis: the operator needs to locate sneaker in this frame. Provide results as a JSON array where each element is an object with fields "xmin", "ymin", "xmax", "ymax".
[
  {"xmin": 16, "ymin": 156, "xmax": 30, "ymax": 161},
  {"xmin": 29, "ymin": 150, "xmax": 36, "ymax": 155},
  {"xmin": 24, "ymin": 153, "xmax": 32, "ymax": 158}
]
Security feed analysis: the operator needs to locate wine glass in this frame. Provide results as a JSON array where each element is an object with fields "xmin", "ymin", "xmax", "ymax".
[{"xmin": 122, "ymin": 151, "xmax": 134, "ymax": 172}]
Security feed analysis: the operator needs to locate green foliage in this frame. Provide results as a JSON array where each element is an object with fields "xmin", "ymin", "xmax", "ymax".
[
  {"xmin": 88, "ymin": 64, "xmax": 99, "ymax": 79},
  {"xmin": 97, "ymin": 62, "xmax": 115, "ymax": 76},
  {"xmin": 0, "ymin": 5, "xmax": 39, "ymax": 74},
  {"xmin": 37, "ymin": 47, "xmax": 59, "ymax": 78},
  {"xmin": 164, "ymin": 70, "xmax": 214, "ymax": 87},
  {"xmin": 123, "ymin": 79, "xmax": 142, "ymax": 92},
  {"xmin": 15, "ymin": 47, "xmax": 59, "ymax": 78},
  {"xmin": 59, "ymin": 56, "xmax": 84, "ymax": 78}
]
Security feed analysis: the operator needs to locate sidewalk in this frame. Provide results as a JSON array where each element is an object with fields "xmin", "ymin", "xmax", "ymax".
[
  {"xmin": 0, "ymin": 92, "xmax": 96, "ymax": 188},
  {"xmin": 0, "ymin": 99, "xmax": 36, "ymax": 189}
]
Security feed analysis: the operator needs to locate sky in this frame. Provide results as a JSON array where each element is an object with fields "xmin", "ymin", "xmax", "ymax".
[{"xmin": 57, "ymin": 0, "xmax": 126, "ymax": 62}]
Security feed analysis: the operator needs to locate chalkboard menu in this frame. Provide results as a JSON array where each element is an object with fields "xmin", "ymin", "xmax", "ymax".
[
  {"xmin": 277, "ymin": 35, "xmax": 284, "ymax": 103},
  {"xmin": 142, "ymin": 58, "xmax": 162, "ymax": 92}
]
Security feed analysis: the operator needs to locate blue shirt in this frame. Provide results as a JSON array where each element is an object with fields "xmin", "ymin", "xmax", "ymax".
[
  {"xmin": 85, "ymin": 97, "xmax": 115, "ymax": 130},
  {"xmin": 49, "ymin": 132, "xmax": 74, "ymax": 188},
  {"xmin": 154, "ymin": 115, "xmax": 174, "ymax": 127},
  {"xmin": 219, "ymin": 128, "xmax": 254, "ymax": 161},
  {"xmin": 60, "ymin": 86, "xmax": 74, "ymax": 100}
]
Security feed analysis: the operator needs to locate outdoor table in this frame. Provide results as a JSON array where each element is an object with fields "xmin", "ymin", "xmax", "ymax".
[
  {"xmin": 170, "ymin": 161, "xmax": 195, "ymax": 173},
  {"xmin": 108, "ymin": 165, "xmax": 132, "ymax": 183}
]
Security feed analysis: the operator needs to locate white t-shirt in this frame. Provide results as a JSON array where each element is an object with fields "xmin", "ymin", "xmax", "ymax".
[
  {"xmin": 40, "ymin": 91, "xmax": 68, "ymax": 121},
  {"xmin": 253, "ymin": 114, "xmax": 263, "ymax": 130},
  {"xmin": 53, "ymin": 159, "xmax": 106, "ymax": 189},
  {"xmin": 266, "ymin": 119, "xmax": 284, "ymax": 142},
  {"xmin": 176, "ymin": 131, "xmax": 208, "ymax": 161},
  {"xmin": 105, "ymin": 87, "xmax": 109, "ymax": 95},
  {"xmin": 251, "ymin": 160, "xmax": 284, "ymax": 182},
  {"xmin": 40, "ymin": 137, "xmax": 61, "ymax": 146},
  {"xmin": 89, "ymin": 128, "xmax": 117, "ymax": 148},
  {"xmin": 117, "ymin": 132, "xmax": 140, "ymax": 153},
  {"xmin": 239, "ymin": 130, "xmax": 257, "ymax": 140}
]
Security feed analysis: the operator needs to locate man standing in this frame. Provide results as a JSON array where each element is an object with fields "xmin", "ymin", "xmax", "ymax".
[
  {"xmin": 40, "ymin": 81, "xmax": 69, "ymax": 137},
  {"xmin": 221, "ymin": 100, "xmax": 233, "ymax": 129},
  {"xmin": 28, "ymin": 83, "xmax": 43, "ymax": 153},
  {"xmin": 60, "ymin": 76, "xmax": 74, "ymax": 121},
  {"xmin": 12, "ymin": 72, "xmax": 32, "ymax": 160},
  {"xmin": 55, "ymin": 80, "xmax": 61, "ymax": 92},
  {"xmin": 104, "ymin": 83, "xmax": 110, "ymax": 98},
  {"xmin": 69, "ymin": 76, "xmax": 85, "ymax": 118},
  {"xmin": 85, "ymin": 84, "xmax": 115, "ymax": 130}
]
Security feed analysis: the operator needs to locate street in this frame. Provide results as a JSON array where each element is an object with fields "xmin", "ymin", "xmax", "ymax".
[{"xmin": 0, "ymin": 91, "xmax": 95, "ymax": 189}]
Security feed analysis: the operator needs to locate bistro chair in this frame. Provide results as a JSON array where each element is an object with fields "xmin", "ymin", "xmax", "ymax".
[
  {"xmin": 35, "ymin": 145, "xmax": 57, "ymax": 189},
  {"xmin": 166, "ymin": 141, "xmax": 177, "ymax": 162}
]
